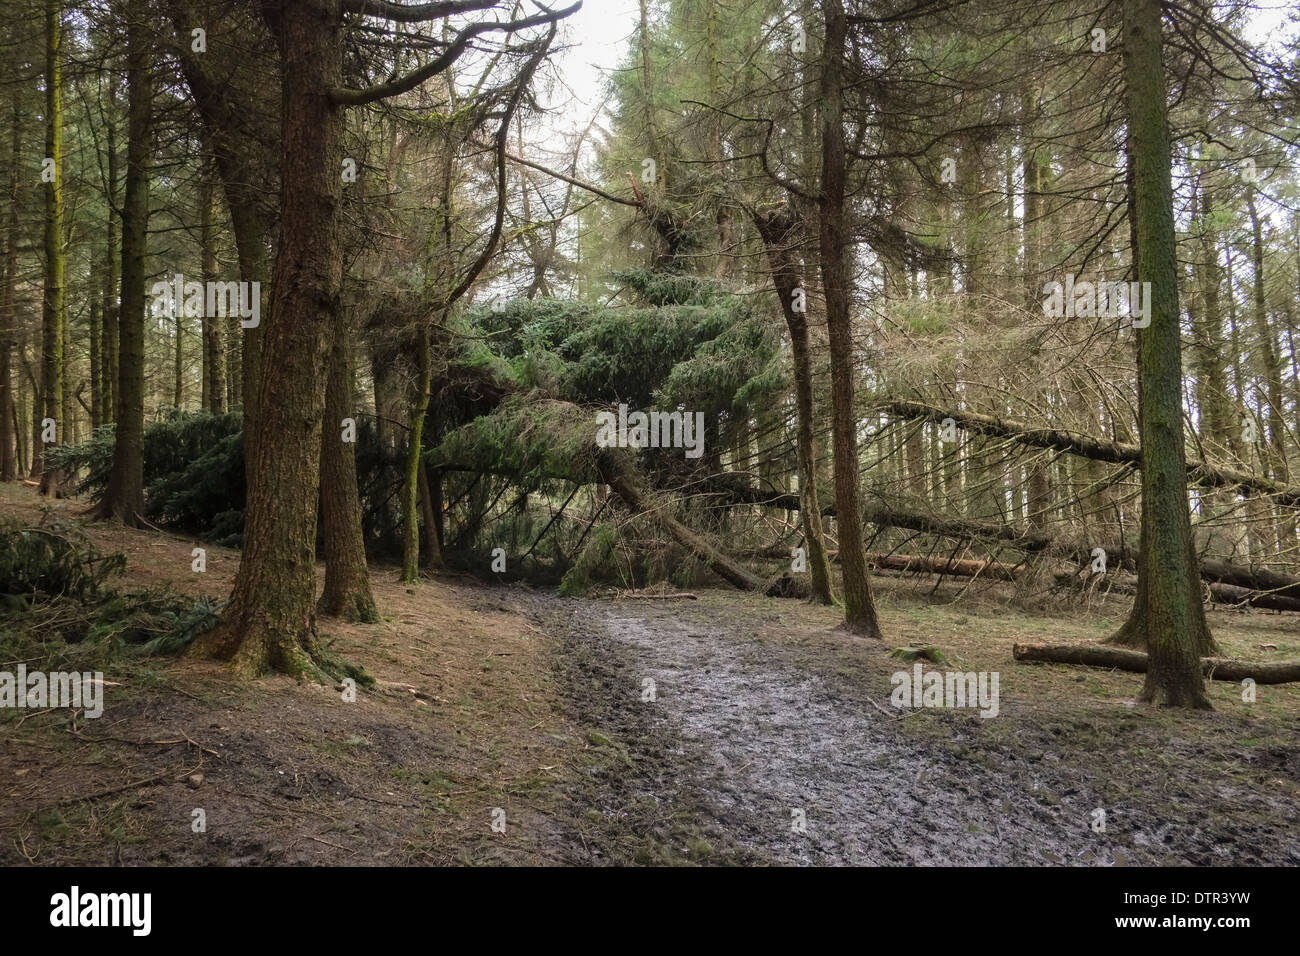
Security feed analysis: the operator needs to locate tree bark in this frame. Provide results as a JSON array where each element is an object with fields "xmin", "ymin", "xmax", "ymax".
[
  {"xmin": 38, "ymin": 0, "xmax": 64, "ymax": 495},
  {"xmin": 198, "ymin": 152, "xmax": 224, "ymax": 413},
  {"xmin": 0, "ymin": 90, "xmax": 19, "ymax": 481},
  {"xmin": 166, "ymin": 0, "xmax": 276, "ymax": 476},
  {"xmin": 402, "ymin": 325, "xmax": 433, "ymax": 584},
  {"xmin": 1113, "ymin": 0, "xmax": 1213, "ymax": 706},
  {"xmin": 1013, "ymin": 642, "xmax": 1300, "ymax": 685},
  {"xmin": 818, "ymin": 0, "xmax": 883, "ymax": 636},
  {"xmin": 93, "ymin": 7, "xmax": 151, "ymax": 525},
  {"xmin": 193, "ymin": 0, "xmax": 344, "ymax": 679},
  {"xmin": 417, "ymin": 458, "xmax": 446, "ymax": 572},
  {"xmin": 752, "ymin": 203, "xmax": 835, "ymax": 604},
  {"xmin": 101, "ymin": 69, "xmax": 119, "ymax": 426},
  {"xmin": 318, "ymin": 320, "xmax": 377, "ymax": 622}
]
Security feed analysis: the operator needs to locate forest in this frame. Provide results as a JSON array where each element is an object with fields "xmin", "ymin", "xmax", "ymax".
[{"xmin": 0, "ymin": 0, "xmax": 1297, "ymax": 879}]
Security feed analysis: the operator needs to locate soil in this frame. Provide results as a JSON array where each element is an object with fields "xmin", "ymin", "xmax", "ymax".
[{"xmin": 2, "ymin": 484, "xmax": 1298, "ymax": 866}]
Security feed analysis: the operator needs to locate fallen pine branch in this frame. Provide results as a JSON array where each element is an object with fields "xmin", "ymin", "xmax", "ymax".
[{"xmin": 1012, "ymin": 642, "xmax": 1300, "ymax": 684}]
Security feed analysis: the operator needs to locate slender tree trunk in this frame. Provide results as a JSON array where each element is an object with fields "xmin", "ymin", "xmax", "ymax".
[
  {"xmin": 199, "ymin": 154, "xmax": 224, "ymax": 412},
  {"xmin": 817, "ymin": 0, "xmax": 883, "ymax": 636},
  {"xmin": 1022, "ymin": 90, "xmax": 1052, "ymax": 527},
  {"xmin": 0, "ymin": 91, "xmax": 19, "ymax": 481},
  {"xmin": 318, "ymin": 321, "xmax": 377, "ymax": 621},
  {"xmin": 371, "ymin": 349, "xmax": 402, "ymax": 556},
  {"xmin": 173, "ymin": 310, "xmax": 183, "ymax": 407},
  {"xmin": 1109, "ymin": 0, "xmax": 1213, "ymax": 707},
  {"xmin": 417, "ymin": 458, "xmax": 446, "ymax": 572},
  {"xmin": 101, "ymin": 72, "xmax": 119, "ymax": 425},
  {"xmin": 166, "ymin": 0, "xmax": 272, "ymax": 474},
  {"xmin": 89, "ymin": 295, "xmax": 102, "ymax": 427},
  {"xmin": 38, "ymin": 0, "xmax": 64, "ymax": 495},
  {"xmin": 402, "ymin": 325, "xmax": 433, "ymax": 583},
  {"xmin": 94, "ymin": 9, "xmax": 151, "ymax": 525},
  {"xmin": 1245, "ymin": 187, "xmax": 1291, "ymax": 550},
  {"xmin": 753, "ymin": 204, "xmax": 834, "ymax": 604}
]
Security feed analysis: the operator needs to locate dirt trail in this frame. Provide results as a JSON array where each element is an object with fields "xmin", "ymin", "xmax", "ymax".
[{"xmin": 523, "ymin": 591, "xmax": 1300, "ymax": 866}]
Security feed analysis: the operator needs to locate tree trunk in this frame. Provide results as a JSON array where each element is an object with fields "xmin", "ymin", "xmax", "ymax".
[
  {"xmin": 402, "ymin": 325, "xmax": 433, "ymax": 583},
  {"xmin": 880, "ymin": 399, "xmax": 1300, "ymax": 506},
  {"xmin": 1014, "ymin": 642, "xmax": 1300, "ymax": 685},
  {"xmin": 199, "ymin": 153, "xmax": 224, "ymax": 412},
  {"xmin": 101, "ymin": 71, "xmax": 119, "ymax": 425},
  {"xmin": 94, "ymin": 9, "xmax": 151, "ymax": 525},
  {"xmin": 0, "ymin": 90, "xmax": 19, "ymax": 481},
  {"xmin": 192, "ymin": 0, "xmax": 343, "ymax": 679},
  {"xmin": 1112, "ymin": 0, "xmax": 1213, "ymax": 707},
  {"xmin": 752, "ymin": 203, "xmax": 835, "ymax": 604},
  {"xmin": 166, "ymin": 0, "xmax": 275, "ymax": 476},
  {"xmin": 418, "ymin": 458, "xmax": 446, "ymax": 572},
  {"xmin": 318, "ymin": 320, "xmax": 377, "ymax": 622},
  {"xmin": 173, "ymin": 310, "xmax": 183, "ymax": 407},
  {"xmin": 1245, "ymin": 187, "xmax": 1291, "ymax": 551},
  {"xmin": 89, "ymin": 296, "xmax": 102, "ymax": 427},
  {"xmin": 38, "ymin": 0, "xmax": 64, "ymax": 496},
  {"xmin": 818, "ymin": 0, "xmax": 883, "ymax": 637}
]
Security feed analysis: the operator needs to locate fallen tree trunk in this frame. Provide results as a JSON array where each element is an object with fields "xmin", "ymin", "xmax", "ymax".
[
  {"xmin": 701, "ymin": 473, "xmax": 1128, "ymax": 563},
  {"xmin": 878, "ymin": 399, "xmax": 1300, "ymax": 507},
  {"xmin": 1012, "ymin": 642, "xmax": 1300, "ymax": 684},
  {"xmin": 1207, "ymin": 582, "xmax": 1300, "ymax": 614},
  {"xmin": 616, "ymin": 591, "xmax": 698, "ymax": 600},
  {"xmin": 1201, "ymin": 559, "xmax": 1300, "ymax": 602},
  {"xmin": 597, "ymin": 451, "xmax": 764, "ymax": 591},
  {"xmin": 866, "ymin": 552, "xmax": 1023, "ymax": 581},
  {"xmin": 709, "ymin": 475, "xmax": 1299, "ymax": 610}
]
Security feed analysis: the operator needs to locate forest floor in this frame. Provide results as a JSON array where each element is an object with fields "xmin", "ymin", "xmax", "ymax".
[{"xmin": 2, "ymin": 483, "xmax": 1298, "ymax": 866}]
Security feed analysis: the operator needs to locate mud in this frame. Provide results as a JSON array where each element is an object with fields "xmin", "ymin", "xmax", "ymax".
[{"xmin": 515, "ymin": 590, "xmax": 1300, "ymax": 866}]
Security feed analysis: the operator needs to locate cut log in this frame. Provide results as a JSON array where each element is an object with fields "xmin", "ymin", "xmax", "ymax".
[{"xmin": 1012, "ymin": 642, "xmax": 1300, "ymax": 684}]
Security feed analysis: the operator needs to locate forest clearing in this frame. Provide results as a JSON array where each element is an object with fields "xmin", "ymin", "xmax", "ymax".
[{"xmin": 0, "ymin": 0, "xmax": 1297, "ymax": 924}]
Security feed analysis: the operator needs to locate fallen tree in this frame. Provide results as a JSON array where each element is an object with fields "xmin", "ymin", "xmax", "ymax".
[
  {"xmin": 1207, "ymin": 582, "xmax": 1300, "ymax": 614},
  {"xmin": 708, "ymin": 475, "xmax": 1300, "ymax": 610},
  {"xmin": 865, "ymin": 552, "xmax": 1022, "ymax": 581},
  {"xmin": 877, "ymin": 399, "xmax": 1300, "ymax": 507},
  {"xmin": 596, "ymin": 451, "xmax": 764, "ymax": 591},
  {"xmin": 1012, "ymin": 642, "xmax": 1300, "ymax": 684},
  {"xmin": 1201, "ymin": 559, "xmax": 1300, "ymax": 602}
]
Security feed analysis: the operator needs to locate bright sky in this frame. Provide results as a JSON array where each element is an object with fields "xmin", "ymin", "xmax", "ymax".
[
  {"xmin": 532, "ymin": 0, "xmax": 642, "ymax": 159},
  {"xmin": 527, "ymin": 0, "xmax": 1297, "ymax": 173}
]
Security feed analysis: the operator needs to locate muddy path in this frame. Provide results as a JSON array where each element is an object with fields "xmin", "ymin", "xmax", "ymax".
[{"xmin": 505, "ymin": 588, "xmax": 1299, "ymax": 866}]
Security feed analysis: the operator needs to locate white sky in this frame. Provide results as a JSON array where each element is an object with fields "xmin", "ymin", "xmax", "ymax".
[
  {"xmin": 531, "ymin": 0, "xmax": 642, "ymax": 161},
  {"xmin": 532, "ymin": 0, "xmax": 1297, "ymax": 165}
]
